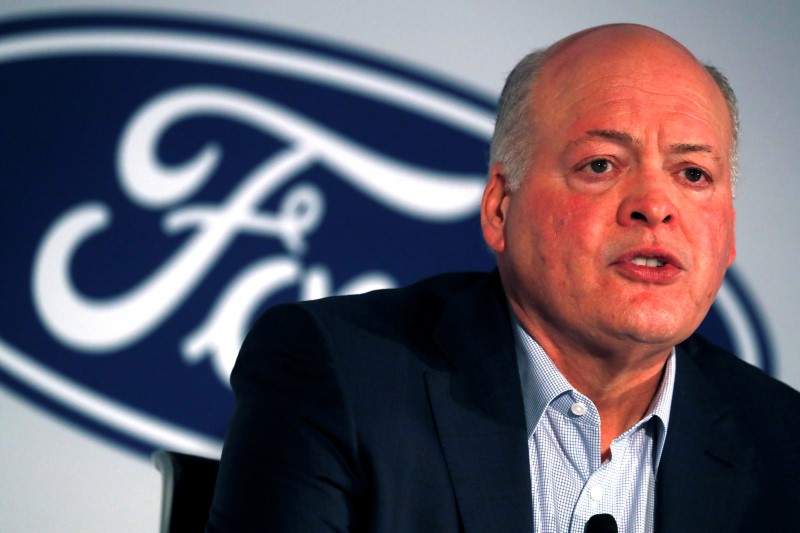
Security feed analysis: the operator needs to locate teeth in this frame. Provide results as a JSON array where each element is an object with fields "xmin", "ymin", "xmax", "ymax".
[{"xmin": 631, "ymin": 257, "xmax": 666, "ymax": 267}]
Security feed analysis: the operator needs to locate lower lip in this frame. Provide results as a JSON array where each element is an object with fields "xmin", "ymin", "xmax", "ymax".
[{"xmin": 614, "ymin": 262, "xmax": 682, "ymax": 283}]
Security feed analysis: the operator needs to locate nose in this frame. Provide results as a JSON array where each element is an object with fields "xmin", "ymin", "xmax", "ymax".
[{"xmin": 616, "ymin": 177, "xmax": 677, "ymax": 228}]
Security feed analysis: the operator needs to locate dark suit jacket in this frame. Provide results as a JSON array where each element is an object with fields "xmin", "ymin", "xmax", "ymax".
[{"xmin": 208, "ymin": 271, "xmax": 800, "ymax": 532}]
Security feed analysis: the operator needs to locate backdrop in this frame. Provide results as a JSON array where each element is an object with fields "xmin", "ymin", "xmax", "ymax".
[{"xmin": 1, "ymin": 1, "xmax": 798, "ymax": 531}]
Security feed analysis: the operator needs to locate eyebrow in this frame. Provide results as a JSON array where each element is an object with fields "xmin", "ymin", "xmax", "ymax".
[
  {"xmin": 580, "ymin": 129, "xmax": 719, "ymax": 159},
  {"xmin": 585, "ymin": 129, "xmax": 638, "ymax": 145},
  {"xmin": 669, "ymin": 142, "xmax": 716, "ymax": 156}
]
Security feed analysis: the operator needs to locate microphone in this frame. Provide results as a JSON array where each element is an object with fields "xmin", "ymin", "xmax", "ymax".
[{"xmin": 584, "ymin": 513, "xmax": 618, "ymax": 533}]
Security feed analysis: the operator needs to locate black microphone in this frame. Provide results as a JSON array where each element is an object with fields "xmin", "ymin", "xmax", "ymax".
[{"xmin": 584, "ymin": 513, "xmax": 618, "ymax": 533}]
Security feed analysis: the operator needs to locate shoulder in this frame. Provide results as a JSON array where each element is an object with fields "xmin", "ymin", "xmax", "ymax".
[
  {"xmin": 240, "ymin": 270, "xmax": 494, "ymax": 366},
  {"xmin": 679, "ymin": 334, "xmax": 800, "ymax": 438},
  {"xmin": 680, "ymin": 334, "xmax": 800, "ymax": 401},
  {"xmin": 257, "ymin": 270, "xmax": 491, "ymax": 336},
  {"xmin": 665, "ymin": 336, "xmax": 800, "ymax": 529},
  {"xmin": 298, "ymin": 270, "xmax": 490, "ymax": 314}
]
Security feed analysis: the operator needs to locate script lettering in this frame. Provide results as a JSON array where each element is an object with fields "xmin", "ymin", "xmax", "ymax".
[{"xmin": 32, "ymin": 85, "xmax": 480, "ymax": 376}]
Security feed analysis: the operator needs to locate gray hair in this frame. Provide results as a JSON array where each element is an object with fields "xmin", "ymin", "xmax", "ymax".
[{"xmin": 489, "ymin": 49, "xmax": 740, "ymax": 192}]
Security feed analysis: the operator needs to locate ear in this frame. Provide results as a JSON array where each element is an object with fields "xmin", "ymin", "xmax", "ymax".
[{"xmin": 481, "ymin": 163, "xmax": 511, "ymax": 254}]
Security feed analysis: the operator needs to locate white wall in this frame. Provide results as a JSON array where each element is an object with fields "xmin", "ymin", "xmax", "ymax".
[{"xmin": 1, "ymin": 1, "xmax": 798, "ymax": 531}]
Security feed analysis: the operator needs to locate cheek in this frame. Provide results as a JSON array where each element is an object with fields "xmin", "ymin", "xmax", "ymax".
[
  {"xmin": 697, "ymin": 208, "xmax": 735, "ymax": 258},
  {"xmin": 541, "ymin": 197, "xmax": 607, "ymax": 294},
  {"xmin": 554, "ymin": 195, "xmax": 605, "ymax": 251},
  {"xmin": 689, "ymin": 211, "xmax": 735, "ymax": 297},
  {"xmin": 550, "ymin": 194, "xmax": 587, "ymax": 231},
  {"xmin": 512, "ymin": 187, "xmax": 608, "ymax": 270}
]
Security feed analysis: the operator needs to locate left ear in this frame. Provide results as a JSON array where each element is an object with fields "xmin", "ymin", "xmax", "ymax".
[{"xmin": 481, "ymin": 163, "xmax": 511, "ymax": 254}]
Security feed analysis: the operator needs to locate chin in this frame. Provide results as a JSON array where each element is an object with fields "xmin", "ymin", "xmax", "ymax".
[
  {"xmin": 621, "ymin": 329, "xmax": 686, "ymax": 347},
  {"xmin": 615, "ymin": 308, "xmax": 696, "ymax": 347}
]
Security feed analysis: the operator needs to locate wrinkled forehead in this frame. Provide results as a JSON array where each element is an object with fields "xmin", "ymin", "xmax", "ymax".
[{"xmin": 534, "ymin": 26, "xmax": 732, "ymax": 136}]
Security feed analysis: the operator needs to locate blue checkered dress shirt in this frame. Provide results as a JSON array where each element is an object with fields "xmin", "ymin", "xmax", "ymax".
[{"xmin": 513, "ymin": 318, "xmax": 675, "ymax": 533}]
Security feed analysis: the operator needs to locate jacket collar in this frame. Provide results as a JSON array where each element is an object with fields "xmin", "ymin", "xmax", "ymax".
[
  {"xmin": 655, "ymin": 337, "xmax": 756, "ymax": 532},
  {"xmin": 426, "ymin": 271, "xmax": 533, "ymax": 533}
]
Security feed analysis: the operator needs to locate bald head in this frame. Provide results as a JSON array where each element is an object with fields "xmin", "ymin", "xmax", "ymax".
[
  {"xmin": 490, "ymin": 24, "xmax": 739, "ymax": 191},
  {"xmin": 548, "ymin": 23, "xmax": 692, "ymax": 60}
]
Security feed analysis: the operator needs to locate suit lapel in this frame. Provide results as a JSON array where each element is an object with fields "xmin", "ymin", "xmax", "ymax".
[
  {"xmin": 426, "ymin": 273, "xmax": 532, "ymax": 533},
  {"xmin": 655, "ymin": 340, "xmax": 757, "ymax": 532}
]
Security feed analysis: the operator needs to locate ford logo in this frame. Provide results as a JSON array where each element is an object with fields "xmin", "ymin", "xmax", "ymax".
[{"xmin": 0, "ymin": 15, "xmax": 773, "ymax": 456}]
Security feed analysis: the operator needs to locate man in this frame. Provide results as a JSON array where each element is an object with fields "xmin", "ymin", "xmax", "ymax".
[{"xmin": 208, "ymin": 24, "xmax": 800, "ymax": 532}]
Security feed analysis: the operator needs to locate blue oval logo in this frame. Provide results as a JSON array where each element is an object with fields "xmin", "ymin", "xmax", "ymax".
[{"xmin": 0, "ymin": 15, "xmax": 773, "ymax": 455}]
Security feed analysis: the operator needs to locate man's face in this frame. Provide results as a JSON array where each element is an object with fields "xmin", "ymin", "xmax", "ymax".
[{"xmin": 483, "ymin": 27, "xmax": 736, "ymax": 356}]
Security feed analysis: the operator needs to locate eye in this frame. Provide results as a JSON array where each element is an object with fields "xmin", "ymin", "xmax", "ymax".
[
  {"xmin": 585, "ymin": 158, "xmax": 613, "ymax": 174},
  {"xmin": 680, "ymin": 167, "xmax": 709, "ymax": 184}
]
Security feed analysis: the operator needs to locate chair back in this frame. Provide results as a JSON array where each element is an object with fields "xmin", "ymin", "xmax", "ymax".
[{"xmin": 153, "ymin": 450, "xmax": 220, "ymax": 533}]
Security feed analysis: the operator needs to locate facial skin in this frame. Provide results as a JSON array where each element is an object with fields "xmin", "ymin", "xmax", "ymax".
[{"xmin": 482, "ymin": 25, "xmax": 736, "ymax": 380}]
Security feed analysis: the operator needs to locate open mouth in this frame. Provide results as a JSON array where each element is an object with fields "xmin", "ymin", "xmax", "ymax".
[{"xmin": 630, "ymin": 257, "xmax": 666, "ymax": 268}]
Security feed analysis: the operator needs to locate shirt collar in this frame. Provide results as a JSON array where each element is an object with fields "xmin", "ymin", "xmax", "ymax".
[{"xmin": 512, "ymin": 315, "xmax": 675, "ymax": 471}]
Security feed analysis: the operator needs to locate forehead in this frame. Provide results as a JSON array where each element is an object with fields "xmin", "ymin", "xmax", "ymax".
[{"xmin": 534, "ymin": 30, "xmax": 732, "ymax": 145}]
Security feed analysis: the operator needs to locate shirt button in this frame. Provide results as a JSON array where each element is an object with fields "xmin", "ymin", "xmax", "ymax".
[
  {"xmin": 570, "ymin": 402, "xmax": 587, "ymax": 416},
  {"xmin": 590, "ymin": 486, "xmax": 603, "ymax": 502}
]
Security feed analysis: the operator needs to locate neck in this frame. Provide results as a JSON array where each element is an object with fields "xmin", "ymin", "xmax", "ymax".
[
  {"xmin": 512, "ymin": 305, "xmax": 672, "ymax": 459},
  {"xmin": 556, "ymin": 352, "xmax": 668, "ymax": 460}
]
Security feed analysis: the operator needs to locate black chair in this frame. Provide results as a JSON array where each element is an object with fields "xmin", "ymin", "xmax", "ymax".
[{"xmin": 153, "ymin": 450, "xmax": 220, "ymax": 533}]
